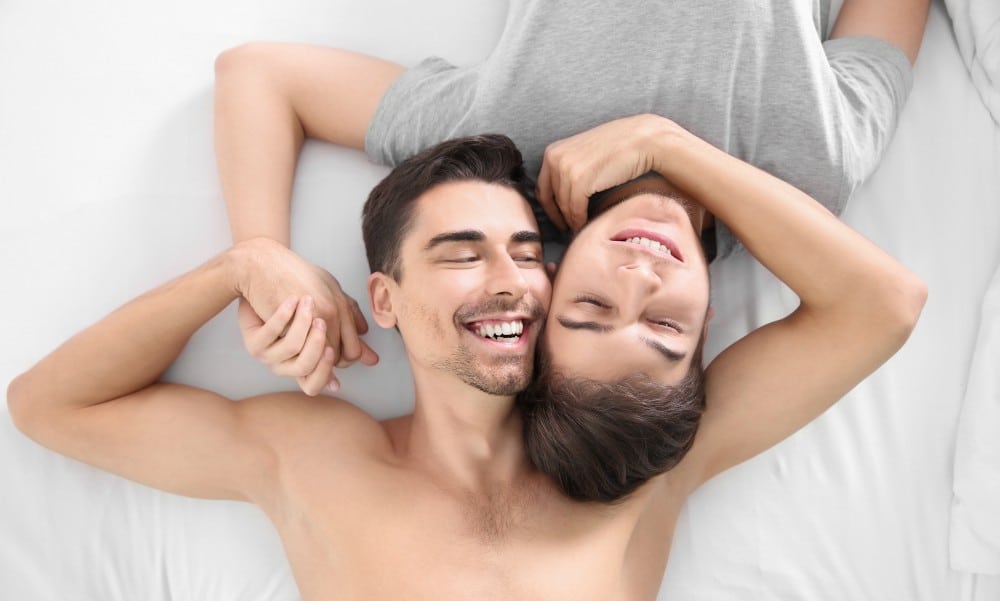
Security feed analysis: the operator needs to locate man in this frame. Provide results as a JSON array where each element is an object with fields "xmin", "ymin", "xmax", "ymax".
[
  {"xmin": 213, "ymin": 0, "xmax": 928, "ymax": 375},
  {"xmin": 8, "ymin": 126, "xmax": 925, "ymax": 599}
]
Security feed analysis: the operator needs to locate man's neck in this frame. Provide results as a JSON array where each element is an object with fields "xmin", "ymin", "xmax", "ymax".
[{"xmin": 396, "ymin": 372, "xmax": 531, "ymax": 493}]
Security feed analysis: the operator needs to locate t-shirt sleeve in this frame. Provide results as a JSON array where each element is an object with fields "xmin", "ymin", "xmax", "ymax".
[
  {"xmin": 714, "ymin": 35, "xmax": 912, "ymax": 263},
  {"xmin": 365, "ymin": 57, "xmax": 480, "ymax": 167},
  {"xmin": 823, "ymin": 35, "xmax": 913, "ymax": 197}
]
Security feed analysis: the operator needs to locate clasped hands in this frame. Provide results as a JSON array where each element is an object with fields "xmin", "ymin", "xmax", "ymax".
[{"xmin": 232, "ymin": 238, "xmax": 378, "ymax": 396}]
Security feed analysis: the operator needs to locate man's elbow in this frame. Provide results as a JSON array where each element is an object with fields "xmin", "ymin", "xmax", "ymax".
[
  {"xmin": 7, "ymin": 372, "xmax": 35, "ymax": 435},
  {"xmin": 880, "ymin": 271, "xmax": 928, "ymax": 346},
  {"xmin": 6, "ymin": 371, "xmax": 53, "ymax": 441}
]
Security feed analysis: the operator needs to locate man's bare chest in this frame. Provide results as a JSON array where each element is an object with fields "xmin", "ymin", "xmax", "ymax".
[{"xmin": 268, "ymin": 467, "xmax": 668, "ymax": 601}]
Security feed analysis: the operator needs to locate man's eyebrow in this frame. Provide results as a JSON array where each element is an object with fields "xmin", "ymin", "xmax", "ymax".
[
  {"xmin": 643, "ymin": 337, "xmax": 686, "ymax": 363},
  {"xmin": 423, "ymin": 229, "xmax": 541, "ymax": 251},
  {"xmin": 557, "ymin": 317, "xmax": 613, "ymax": 333},
  {"xmin": 557, "ymin": 317, "xmax": 686, "ymax": 363},
  {"xmin": 424, "ymin": 230, "xmax": 485, "ymax": 251},
  {"xmin": 511, "ymin": 230, "xmax": 542, "ymax": 244}
]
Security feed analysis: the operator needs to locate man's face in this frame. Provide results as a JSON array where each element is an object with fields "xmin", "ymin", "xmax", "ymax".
[
  {"xmin": 381, "ymin": 180, "xmax": 551, "ymax": 395},
  {"xmin": 544, "ymin": 190, "xmax": 711, "ymax": 385}
]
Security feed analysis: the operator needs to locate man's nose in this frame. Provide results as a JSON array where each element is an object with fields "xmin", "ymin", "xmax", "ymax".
[
  {"xmin": 487, "ymin": 255, "xmax": 530, "ymax": 298},
  {"xmin": 617, "ymin": 262, "xmax": 661, "ymax": 311},
  {"xmin": 620, "ymin": 261, "xmax": 661, "ymax": 289}
]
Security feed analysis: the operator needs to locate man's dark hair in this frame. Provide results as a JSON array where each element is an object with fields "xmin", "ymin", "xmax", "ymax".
[
  {"xmin": 516, "ymin": 344, "xmax": 706, "ymax": 504},
  {"xmin": 362, "ymin": 134, "xmax": 534, "ymax": 280}
]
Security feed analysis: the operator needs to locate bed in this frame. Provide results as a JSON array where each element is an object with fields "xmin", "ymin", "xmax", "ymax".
[{"xmin": 1, "ymin": 0, "xmax": 998, "ymax": 599}]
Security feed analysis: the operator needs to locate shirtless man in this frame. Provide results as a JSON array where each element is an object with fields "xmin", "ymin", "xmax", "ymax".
[{"xmin": 7, "ymin": 121, "xmax": 926, "ymax": 599}]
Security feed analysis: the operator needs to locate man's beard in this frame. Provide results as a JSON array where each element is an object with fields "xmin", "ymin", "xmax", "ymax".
[
  {"xmin": 433, "ymin": 346, "xmax": 533, "ymax": 396},
  {"xmin": 433, "ymin": 296, "xmax": 546, "ymax": 396}
]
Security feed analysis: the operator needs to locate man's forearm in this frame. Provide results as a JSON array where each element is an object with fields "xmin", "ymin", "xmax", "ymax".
[
  {"xmin": 8, "ymin": 250, "xmax": 244, "ymax": 416},
  {"xmin": 214, "ymin": 50, "xmax": 302, "ymax": 246},
  {"xmin": 650, "ymin": 118, "xmax": 924, "ymax": 318}
]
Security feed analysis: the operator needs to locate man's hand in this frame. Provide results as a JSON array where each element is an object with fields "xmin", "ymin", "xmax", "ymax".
[
  {"xmin": 233, "ymin": 238, "xmax": 379, "ymax": 394},
  {"xmin": 536, "ymin": 114, "xmax": 667, "ymax": 232}
]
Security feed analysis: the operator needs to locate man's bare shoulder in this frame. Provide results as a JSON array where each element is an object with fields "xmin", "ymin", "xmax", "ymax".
[{"xmin": 235, "ymin": 391, "xmax": 399, "ymax": 463}]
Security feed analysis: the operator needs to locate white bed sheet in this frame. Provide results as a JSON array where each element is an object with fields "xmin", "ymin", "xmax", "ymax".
[
  {"xmin": 1, "ymin": 1, "xmax": 998, "ymax": 600},
  {"xmin": 944, "ymin": 0, "xmax": 1000, "ymax": 124},
  {"xmin": 952, "ymin": 263, "xmax": 1000, "ymax": 575}
]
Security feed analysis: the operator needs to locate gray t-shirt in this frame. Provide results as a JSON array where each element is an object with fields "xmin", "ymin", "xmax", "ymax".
[{"xmin": 366, "ymin": 0, "xmax": 912, "ymax": 260}]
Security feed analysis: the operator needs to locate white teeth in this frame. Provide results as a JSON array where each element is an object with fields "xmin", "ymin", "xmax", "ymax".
[
  {"xmin": 626, "ymin": 236, "xmax": 672, "ymax": 257},
  {"xmin": 473, "ymin": 320, "xmax": 524, "ymax": 340}
]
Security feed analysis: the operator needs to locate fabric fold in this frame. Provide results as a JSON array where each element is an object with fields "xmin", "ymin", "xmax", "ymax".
[{"xmin": 951, "ymin": 261, "xmax": 1000, "ymax": 574}]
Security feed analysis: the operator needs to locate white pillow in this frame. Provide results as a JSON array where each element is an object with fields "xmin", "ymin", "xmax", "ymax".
[{"xmin": 945, "ymin": 0, "xmax": 1000, "ymax": 123}]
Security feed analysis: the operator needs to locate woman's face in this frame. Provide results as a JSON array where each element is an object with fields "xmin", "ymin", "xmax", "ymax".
[{"xmin": 543, "ymin": 186, "xmax": 711, "ymax": 385}]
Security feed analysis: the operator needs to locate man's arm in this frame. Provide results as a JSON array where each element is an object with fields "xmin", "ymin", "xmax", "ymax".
[
  {"xmin": 214, "ymin": 42, "xmax": 403, "ymax": 245},
  {"xmin": 6, "ymin": 239, "xmax": 336, "ymax": 502},
  {"xmin": 537, "ymin": 114, "xmax": 927, "ymax": 487},
  {"xmin": 654, "ymin": 118, "xmax": 926, "ymax": 484},
  {"xmin": 831, "ymin": 0, "xmax": 930, "ymax": 64},
  {"xmin": 213, "ymin": 43, "xmax": 400, "ymax": 375}
]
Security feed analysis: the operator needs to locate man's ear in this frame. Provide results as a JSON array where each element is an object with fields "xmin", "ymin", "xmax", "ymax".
[{"xmin": 368, "ymin": 272, "xmax": 397, "ymax": 329}]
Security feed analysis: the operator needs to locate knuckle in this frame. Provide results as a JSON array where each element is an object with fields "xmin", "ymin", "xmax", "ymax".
[
  {"xmin": 542, "ymin": 147, "xmax": 559, "ymax": 166},
  {"xmin": 342, "ymin": 344, "xmax": 360, "ymax": 361}
]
